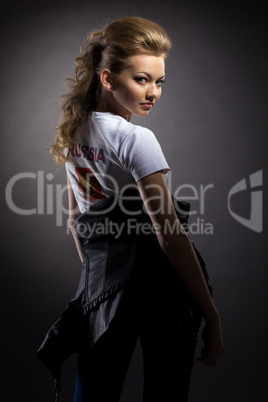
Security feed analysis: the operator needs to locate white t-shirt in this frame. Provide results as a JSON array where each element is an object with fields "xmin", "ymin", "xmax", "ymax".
[{"xmin": 65, "ymin": 111, "xmax": 170, "ymax": 213}]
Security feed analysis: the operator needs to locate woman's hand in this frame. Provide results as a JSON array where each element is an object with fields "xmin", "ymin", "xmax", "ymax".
[{"xmin": 197, "ymin": 318, "xmax": 224, "ymax": 366}]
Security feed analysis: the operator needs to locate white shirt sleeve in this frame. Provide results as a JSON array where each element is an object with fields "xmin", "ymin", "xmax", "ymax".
[{"xmin": 120, "ymin": 126, "xmax": 170, "ymax": 182}]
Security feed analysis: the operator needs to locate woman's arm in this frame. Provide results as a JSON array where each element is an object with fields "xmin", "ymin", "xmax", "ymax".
[
  {"xmin": 67, "ymin": 173, "xmax": 83, "ymax": 262},
  {"xmin": 137, "ymin": 171, "xmax": 224, "ymax": 366}
]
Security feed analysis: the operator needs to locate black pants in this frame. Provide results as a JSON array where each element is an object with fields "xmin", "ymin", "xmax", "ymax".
[{"xmin": 73, "ymin": 245, "xmax": 198, "ymax": 402}]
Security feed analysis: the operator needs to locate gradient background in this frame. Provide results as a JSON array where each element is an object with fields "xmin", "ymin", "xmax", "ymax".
[{"xmin": 1, "ymin": 1, "xmax": 267, "ymax": 401}]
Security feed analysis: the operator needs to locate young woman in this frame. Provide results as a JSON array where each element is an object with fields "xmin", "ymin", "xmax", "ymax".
[{"xmin": 48, "ymin": 16, "xmax": 224, "ymax": 402}]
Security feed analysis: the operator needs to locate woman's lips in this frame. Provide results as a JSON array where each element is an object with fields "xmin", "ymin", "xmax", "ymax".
[{"xmin": 140, "ymin": 103, "xmax": 153, "ymax": 109}]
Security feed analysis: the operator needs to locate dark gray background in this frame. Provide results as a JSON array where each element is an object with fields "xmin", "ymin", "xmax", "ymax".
[{"xmin": 1, "ymin": 1, "xmax": 267, "ymax": 401}]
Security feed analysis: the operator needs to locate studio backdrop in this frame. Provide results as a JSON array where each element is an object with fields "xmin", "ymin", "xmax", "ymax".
[{"xmin": 1, "ymin": 1, "xmax": 267, "ymax": 401}]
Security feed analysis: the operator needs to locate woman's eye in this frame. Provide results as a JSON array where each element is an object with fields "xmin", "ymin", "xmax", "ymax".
[
  {"xmin": 134, "ymin": 77, "xmax": 165, "ymax": 86},
  {"xmin": 135, "ymin": 77, "xmax": 147, "ymax": 84}
]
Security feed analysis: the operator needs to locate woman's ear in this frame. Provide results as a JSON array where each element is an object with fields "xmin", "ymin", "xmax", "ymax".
[{"xmin": 100, "ymin": 69, "xmax": 113, "ymax": 92}]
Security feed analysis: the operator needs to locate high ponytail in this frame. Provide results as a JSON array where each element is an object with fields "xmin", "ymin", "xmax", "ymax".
[{"xmin": 49, "ymin": 17, "xmax": 172, "ymax": 166}]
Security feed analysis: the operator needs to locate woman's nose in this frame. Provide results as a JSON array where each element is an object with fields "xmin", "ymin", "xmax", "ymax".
[{"xmin": 146, "ymin": 84, "xmax": 158, "ymax": 100}]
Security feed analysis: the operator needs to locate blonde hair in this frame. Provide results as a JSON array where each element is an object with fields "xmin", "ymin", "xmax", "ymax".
[{"xmin": 49, "ymin": 16, "xmax": 172, "ymax": 165}]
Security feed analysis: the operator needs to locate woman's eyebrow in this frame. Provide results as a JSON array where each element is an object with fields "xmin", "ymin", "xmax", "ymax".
[{"xmin": 135, "ymin": 72, "xmax": 166, "ymax": 80}]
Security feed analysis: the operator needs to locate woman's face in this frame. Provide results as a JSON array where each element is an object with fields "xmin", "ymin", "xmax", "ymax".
[{"xmin": 111, "ymin": 54, "xmax": 166, "ymax": 119}]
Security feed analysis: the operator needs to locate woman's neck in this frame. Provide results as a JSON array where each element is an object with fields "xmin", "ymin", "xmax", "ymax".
[{"xmin": 94, "ymin": 91, "xmax": 132, "ymax": 122}]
